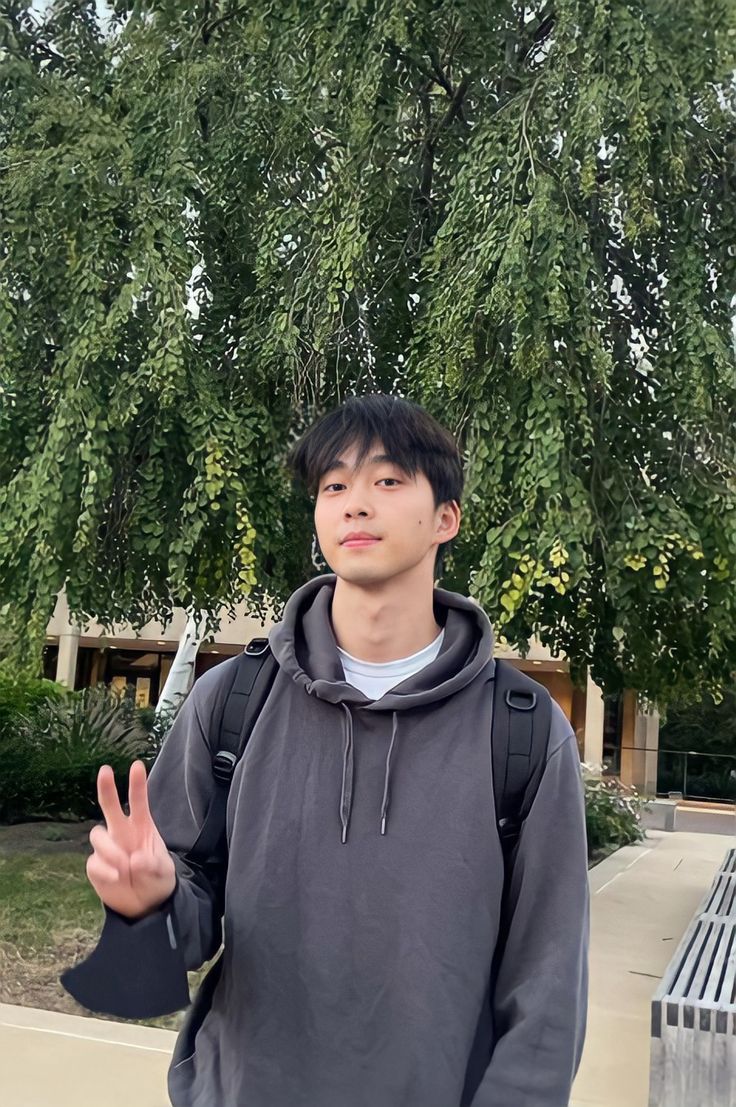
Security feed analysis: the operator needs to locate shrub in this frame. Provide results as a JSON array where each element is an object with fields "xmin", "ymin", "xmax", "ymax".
[
  {"xmin": 582, "ymin": 761, "xmax": 647, "ymax": 857},
  {"xmin": 0, "ymin": 673, "xmax": 68, "ymax": 740},
  {"xmin": 0, "ymin": 684, "xmax": 152, "ymax": 823},
  {"xmin": 135, "ymin": 701, "xmax": 179, "ymax": 768}
]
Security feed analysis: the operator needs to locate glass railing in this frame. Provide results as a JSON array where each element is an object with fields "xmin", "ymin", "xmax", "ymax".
[
  {"xmin": 656, "ymin": 748, "xmax": 736, "ymax": 803},
  {"xmin": 602, "ymin": 744, "xmax": 736, "ymax": 803}
]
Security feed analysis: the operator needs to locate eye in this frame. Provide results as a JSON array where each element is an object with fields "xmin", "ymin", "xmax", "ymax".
[{"xmin": 322, "ymin": 478, "xmax": 401, "ymax": 492}]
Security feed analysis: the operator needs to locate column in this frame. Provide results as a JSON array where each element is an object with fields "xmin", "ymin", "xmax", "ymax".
[
  {"xmin": 583, "ymin": 669, "xmax": 605, "ymax": 773},
  {"xmin": 634, "ymin": 698, "xmax": 660, "ymax": 797},
  {"xmin": 55, "ymin": 626, "xmax": 80, "ymax": 689}
]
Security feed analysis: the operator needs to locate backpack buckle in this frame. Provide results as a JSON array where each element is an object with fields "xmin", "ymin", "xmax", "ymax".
[
  {"xmin": 497, "ymin": 815, "xmax": 522, "ymax": 842},
  {"xmin": 505, "ymin": 689, "xmax": 537, "ymax": 711},
  {"xmin": 212, "ymin": 750, "xmax": 238, "ymax": 784},
  {"xmin": 244, "ymin": 638, "xmax": 270, "ymax": 655}
]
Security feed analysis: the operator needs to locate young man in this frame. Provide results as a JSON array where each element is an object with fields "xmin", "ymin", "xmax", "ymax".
[{"xmin": 61, "ymin": 392, "xmax": 590, "ymax": 1106}]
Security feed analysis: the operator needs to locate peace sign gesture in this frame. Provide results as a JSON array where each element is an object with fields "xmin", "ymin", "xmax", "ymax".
[{"xmin": 86, "ymin": 760, "xmax": 177, "ymax": 919}]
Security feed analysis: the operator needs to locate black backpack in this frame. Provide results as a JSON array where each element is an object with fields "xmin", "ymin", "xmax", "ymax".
[{"xmin": 183, "ymin": 638, "xmax": 552, "ymax": 900}]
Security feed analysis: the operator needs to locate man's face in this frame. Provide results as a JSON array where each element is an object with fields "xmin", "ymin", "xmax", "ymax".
[{"xmin": 313, "ymin": 438, "xmax": 459, "ymax": 584}]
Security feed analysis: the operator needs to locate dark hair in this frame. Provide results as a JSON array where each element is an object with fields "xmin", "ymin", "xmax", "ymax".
[{"xmin": 285, "ymin": 392, "xmax": 464, "ymax": 576}]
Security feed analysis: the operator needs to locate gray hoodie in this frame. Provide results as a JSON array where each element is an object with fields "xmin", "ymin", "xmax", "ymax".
[{"xmin": 61, "ymin": 572, "xmax": 589, "ymax": 1107}]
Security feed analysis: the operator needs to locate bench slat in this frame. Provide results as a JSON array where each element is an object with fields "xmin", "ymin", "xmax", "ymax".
[{"xmin": 649, "ymin": 849, "xmax": 736, "ymax": 1107}]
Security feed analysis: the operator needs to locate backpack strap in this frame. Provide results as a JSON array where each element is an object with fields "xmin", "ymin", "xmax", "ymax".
[
  {"xmin": 491, "ymin": 657, "xmax": 552, "ymax": 866},
  {"xmin": 490, "ymin": 657, "xmax": 552, "ymax": 973},
  {"xmin": 183, "ymin": 638, "xmax": 278, "ymax": 870}
]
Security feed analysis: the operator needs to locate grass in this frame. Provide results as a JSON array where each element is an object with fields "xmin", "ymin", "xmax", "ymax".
[
  {"xmin": 0, "ymin": 840, "xmax": 209, "ymax": 1032},
  {"xmin": 0, "ymin": 852, "xmax": 102, "ymax": 952}
]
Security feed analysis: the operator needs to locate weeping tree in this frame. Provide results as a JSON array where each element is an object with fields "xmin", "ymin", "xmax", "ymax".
[{"xmin": 1, "ymin": 0, "xmax": 736, "ymax": 710}]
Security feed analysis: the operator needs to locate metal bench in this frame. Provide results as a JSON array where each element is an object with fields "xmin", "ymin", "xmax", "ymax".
[{"xmin": 649, "ymin": 848, "xmax": 736, "ymax": 1106}]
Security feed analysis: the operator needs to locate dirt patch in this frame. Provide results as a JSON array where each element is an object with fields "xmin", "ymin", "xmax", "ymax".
[
  {"xmin": 0, "ymin": 819, "xmax": 98, "ymax": 856},
  {"xmin": 0, "ymin": 931, "xmax": 189, "ymax": 1031}
]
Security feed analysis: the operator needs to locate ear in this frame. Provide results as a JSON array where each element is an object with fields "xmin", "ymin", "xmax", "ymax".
[{"xmin": 438, "ymin": 500, "xmax": 461, "ymax": 541}]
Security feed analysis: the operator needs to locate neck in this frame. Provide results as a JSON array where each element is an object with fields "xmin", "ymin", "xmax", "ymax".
[{"xmin": 329, "ymin": 568, "xmax": 443, "ymax": 663}]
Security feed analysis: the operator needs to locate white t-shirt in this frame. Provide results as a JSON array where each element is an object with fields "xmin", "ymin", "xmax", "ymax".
[{"xmin": 336, "ymin": 628, "xmax": 445, "ymax": 700}]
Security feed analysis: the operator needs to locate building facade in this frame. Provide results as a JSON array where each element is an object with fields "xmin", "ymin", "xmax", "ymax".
[{"xmin": 43, "ymin": 584, "xmax": 660, "ymax": 796}]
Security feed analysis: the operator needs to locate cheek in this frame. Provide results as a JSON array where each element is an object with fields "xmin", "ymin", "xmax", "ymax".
[
  {"xmin": 314, "ymin": 506, "xmax": 338, "ymax": 541},
  {"xmin": 399, "ymin": 518, "xmax": 426, "ymax": 540}
]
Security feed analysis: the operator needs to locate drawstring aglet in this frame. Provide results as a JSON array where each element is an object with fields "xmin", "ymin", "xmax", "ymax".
[
  {"xmin": 381, "ymin": 814, "xmax": 387, "ymax": 835},
  {"xmin": 341, "ymin": 825, "xmax": 347, "ymax": 844}
]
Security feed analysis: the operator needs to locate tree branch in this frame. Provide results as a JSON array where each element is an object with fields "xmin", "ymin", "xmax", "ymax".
[
  {"xmin": 518, "ymin": 13, "xmax": 556, "ymax": 68},
  {"xmin": 427, "ymin": 46, "xmax": 454, "ymax": 97},
  {"xmin": 437, "ymin": 73, "xmax": 470, "ymax": 131},
  {"xmin": 427, "ymin": 45, "xmax": 468, "ymax": 124},
  {"xmin": 388, "ymin": 43, "xmax": 469, "ymax": 125},
  {"xmin": 203, "ymin": 3, "xmax": 249, "ymax": 41},
  {"xmin": 417, "ymin": 82, "xmax": 434, "ymax": 207}
]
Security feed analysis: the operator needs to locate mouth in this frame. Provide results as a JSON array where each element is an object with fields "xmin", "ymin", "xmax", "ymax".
[{"xmin": 341, "ymin": 538, "xmax": 381, "ymax": 548}]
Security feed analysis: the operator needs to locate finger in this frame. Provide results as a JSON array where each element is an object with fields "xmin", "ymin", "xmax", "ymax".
[
  {"xmin": 89, "ymin": 824, "xmax": 130, "ymax": 871},
  {"xmin": 127, "ymin": 759, "xmax": 155, "ymax": 832},
  {"xmin": 86, "ymin": 853, "xmax": 120, "ymax": 886},
  {"xmin": 130, "ymin": 845, "xmax": 173, "ymax": 881},
  {"xmin": 129, "ymin": 848, "xmax": 163, "ymax": 878},
  {"xmin": 96, "ymin": 765, "xmax": 128, "ymax": 839}
]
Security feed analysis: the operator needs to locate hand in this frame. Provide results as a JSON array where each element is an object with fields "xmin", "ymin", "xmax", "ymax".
[{"xmin": 86, "ymin": 760, "xmax": 177, "ymax": 920}]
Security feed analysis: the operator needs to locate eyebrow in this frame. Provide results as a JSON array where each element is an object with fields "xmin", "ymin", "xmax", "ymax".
[{"xmin": 324, "ymin": 453, "xmax": 398, "ymax": 473}]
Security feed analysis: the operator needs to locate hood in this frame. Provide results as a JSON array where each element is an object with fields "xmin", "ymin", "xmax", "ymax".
[{"xmin": 268, "ymin": 573, "xmax": 496, "ymax": 843}]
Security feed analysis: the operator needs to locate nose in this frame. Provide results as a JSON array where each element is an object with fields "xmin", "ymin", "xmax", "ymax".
[{"xmin": 342, "ymin": 477, "xmax": 373, "ymax": 520}]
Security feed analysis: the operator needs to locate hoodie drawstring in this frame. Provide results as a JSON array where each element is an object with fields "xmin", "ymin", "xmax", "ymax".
[
  {"xmin": 339, "ymin": 703, "xmax": 398, "ymax": 844},
  {"xmin": 339, "ymin": 703, "xmax": 354, "ymax": 844},
  {"xmin": 380, "ymin": 712, "xmax": 399, "ymax": 837}
]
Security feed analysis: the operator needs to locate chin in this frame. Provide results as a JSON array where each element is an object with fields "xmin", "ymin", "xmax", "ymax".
[
  {"xmin": 341, "ymin": 563, "xmax": 411, "ymax": 589},
  {"xmin": 334, "ymin": 564, "xmax": 384, "ymax": 578},
  {"xmin": 330, "ymin": 556, "xmax": 388, "ymax": 580}
]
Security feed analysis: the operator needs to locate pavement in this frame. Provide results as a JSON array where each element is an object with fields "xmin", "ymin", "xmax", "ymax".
[
  {"xmin": 570, "ymin": 826, "xmax": 734, "ymax": 1107},
  {"xmin": 0, "ymin": 1002, "xmax": 175, "ymax": 1106},
  {"xmin": 1, "ymin": 816, "xmax": 733, "ymax": 1107}
]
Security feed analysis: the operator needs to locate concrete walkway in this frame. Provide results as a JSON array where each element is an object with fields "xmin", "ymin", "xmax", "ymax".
[
  {"xmin": 0, "ymin": 999, "xmax": 176, "ymax": 1106},
  {"xmin": 1, "ymin": 826, "xmax": 732, "ymax": 1107},
  {"xmin": 571, "ymin": 827, "xmax": 733, "ymax": 1107}
]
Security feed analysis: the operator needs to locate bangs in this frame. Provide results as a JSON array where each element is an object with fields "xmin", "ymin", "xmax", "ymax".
[
  {"xmin": 286, "ymin": 392, "xmax": 461, "ymax": 506},
  {"xmin": 309, "ymin": 424, "xmax": 422, "ymax": 495}
]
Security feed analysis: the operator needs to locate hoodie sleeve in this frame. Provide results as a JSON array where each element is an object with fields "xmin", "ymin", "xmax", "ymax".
[
  {"xmin": 469, "ymin": 708, "xmax": 590, "ymax": 1107},
  {"xmin": 60, "ymin": 661, "xmax": 235, "ymax": 1020}
]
